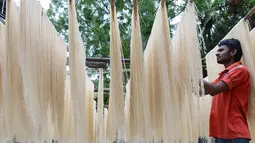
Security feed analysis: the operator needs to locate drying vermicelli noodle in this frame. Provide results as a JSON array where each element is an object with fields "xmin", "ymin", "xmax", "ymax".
[
  {"xmin": 104, "ymin": 108, "xmax": 108, "ymax": 143},
  {"xmin": 251, "ymin": 28, "xmax": 255, "ymax": 46},
  {"xmin": 51, "ymin": 33, "xmax": 67, "ymax": 140},
  {"xmin": 20, "ymin": 0, "xmax": 67, "ymax": 141},
  {"xmin": 0, "ymin": 22, "xmax": 6, "ymax": 143},
  {"xmin": 199, "ymin": 77, "xmax": 212, "ymax": 141},
  {"xmin": 94, "ymin": 100, "xmax": 97, "ymax": 143},
  {"xmin": 20, "ymin": 0, "xmax": 47, "ymax": 140},
  {"xmin": 68, "ymin": 0, "xmax": 87, "ymax": 142},
  {"xmin": 106, "ymin": 0, "xmax": 125, "ymax": 142},
  {"xmin": 143, "ymin": 0, "xmax": 177, "ymax": 142},
  {"xmin": 172, "ymin": 2, "xmax": 204, "ymax": 142},
  {"xmin": 124, "ymin": 80, "xmax": 130, "ymax": 141},
  {"xmin": 128, "ymin": 0, "xmax": 149, "ymax": 142},
  {"xmin": 40, "ymin": 7, "xmax": 66, "ymax": 142},
  {"xmin": 62, "ymin": 79, "xmax": 74, "ymax": 143},
  {"xmin": 38, "ymin": 11, "xmax": 57, "ymax": 141},
  {"xmin": 5, "ymin": 0, "xmax": 33, "ymax": 141},
  {"xmin": 96, "ymin": 68, "xmax": 104, "ymax": 143},
  {"xmin": 85, "ymin": 77, "xmax": 95, "ymax": 143},
  {"xmin": 198, "ymin": 95, "xmax": 212, "ymax": 142},
  {"xmin": 47, "ymin": 23, "xmax": 67, "ymax": 140}
]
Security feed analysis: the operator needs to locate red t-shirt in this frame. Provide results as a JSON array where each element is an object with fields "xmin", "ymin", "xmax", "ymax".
[{"xmin": 209, "ymin": 62, "xmax": 251, "ymax": 139}]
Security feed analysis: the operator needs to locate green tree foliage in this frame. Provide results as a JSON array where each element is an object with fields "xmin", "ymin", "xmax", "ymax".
[
  {"xmin": 46, "ymin": 0, "xmax": 185, "ymax": 105},
  {"xmin": 46, "ymin": 0, "xmax": 184, "ymax": 56},
  {"xmin": 194, "ymin": 0, "xmax": 254, "ymax": 76},
  {"xmin": 195, "ymin": 0, "xmax": 255, "ymax": 56},
  {"xmin": 46, "ymin": 0, "xmax": 254, "ymax": 105}
]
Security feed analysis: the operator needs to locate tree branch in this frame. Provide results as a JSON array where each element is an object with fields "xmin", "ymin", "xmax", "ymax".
[
  {"xmin": 100, "ymin": 0, "xmax": 110, "ymax": 14},
  {"xmin": 94, "ymin": 0, "xmax": 110, "ymax": 14}
]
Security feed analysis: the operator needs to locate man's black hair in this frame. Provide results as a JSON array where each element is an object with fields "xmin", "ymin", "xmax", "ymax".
[{"xmin": 218, "ymin": 38, "xmax": 243, "ymax": 62}]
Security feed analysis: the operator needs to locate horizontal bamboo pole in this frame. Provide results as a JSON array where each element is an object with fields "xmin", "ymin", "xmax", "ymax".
[{"xmin": 244, "ymin": 6, "xmax": 255, "ymax": 20}]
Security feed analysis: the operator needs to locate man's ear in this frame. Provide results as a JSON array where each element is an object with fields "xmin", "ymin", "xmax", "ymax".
[{"xmin": 230, "ymin": 49, "xmax": 237, "ymax": 57}]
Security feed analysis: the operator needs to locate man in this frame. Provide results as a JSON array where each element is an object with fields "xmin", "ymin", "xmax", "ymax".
[{"xmin": 203, "ymin": 38, "xmax": 251, "ymax": 143}]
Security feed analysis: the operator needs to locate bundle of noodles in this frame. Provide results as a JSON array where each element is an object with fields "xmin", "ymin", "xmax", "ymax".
[
  {"xmin": 68, "ymin": 0, "xmax": 87, "ymax": 142},
  {"xmin": 104, "ymin": 108, "xmax": 108, "ymax": 141},
  {"xmin": 4, "ymin": 0, "xmax": 33, "ymax": 141},
  {"xmin": 124, "ymin": 80, "xmax": 130, "ymax": 141},
  {"xmin": 106, "ymin": 0, "xmax": 125, "ymax": 142},
  {"xmin": 50, "ymin": 24, "xmax": 67, "ymax": 140},
  {"xmin": 143, "ymin": 0, "xmax": 177, "ymax": 142},
  {"xmin": 85, "ymin": 77, "xmax": 95, "ymax": 143},
  {"xmin": 96, "ymin": 69, "xmax": 104, "ymax": 143},
  {"xmin": 38, "ymin": 11, "xmax": 57, "ymax": 141},
  {"xmin": 0, "ymin": 23, "xmax": 6, "ymax": 142},
  {"xmin": 199, "ymin": 77, "xmax": 212, "ymax": 140},
  {"xmin": 171, "ymin": 1, "xmax": 204, "ymax": 142},
  {"xmin": 20, "ymin": 0, "xmax": 47, "ymax": 140},
  {"xmin": 251, "ymin": 29, "xmax": 255, "ymax": 138},
  {"xmin": 199, "ymin": 96, "xmax": 212, "ymax": 140},
  {"xmin": 104, "ymin": 107, "xmax": 108, "ymax": 143},
  {"xmin": 62, "ymin": 78, "xmax": 74, "ymax": 143},
  {"xmin": 128, "ymin": 0, "xmax": 149, "ymax": 142},
  {"xmin": 94, "ymin": 100, "xmax": 97, "ymax": 143},
  {"xmin": 251, "ymin": 28, "xmax": 255, "ymax": 46}
]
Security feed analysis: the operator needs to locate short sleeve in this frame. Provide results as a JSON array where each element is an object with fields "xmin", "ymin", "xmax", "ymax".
[
  {"xmin": 221, "ymin": 68, "xmax": 248, "ymax": 90},
  {"xmin": 212, "ymin": 79, "xmax": 218, "ymax": 85}
]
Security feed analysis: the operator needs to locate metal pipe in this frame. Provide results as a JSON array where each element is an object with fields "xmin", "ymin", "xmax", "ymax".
[
  {"xmin": 94, "ymin": 88, "xmax": 110, "ymax": 93},
  {"xmin": 1, "ymin": 0, "xmax": 6, "ymax": 14},
  {"xmin": 244, "ymin": 6, "xmax": 255, "ymax": 21},
  {"xmin": 66, "ymin": 57, "xmax": 130, "ymax": 68},
  {"xmin": 86, "ymin": 57, "xmax": 130, "ymax": 63}
]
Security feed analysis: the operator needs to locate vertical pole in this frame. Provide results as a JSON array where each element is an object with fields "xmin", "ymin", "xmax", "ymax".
[
  {"xmin": 161, "ymin": 0, "xmax": 165, "ymax": 8},
  {"xmin": 244, "ymin": 6, "xmax": 255, "ymax": 20},
  {"xmin": 133, "ymin": 0, "xmax": 138, "ymax": 22},
  {"xmin": 110, "ymin": 0, "xmax": 115, "ymax": 20},
  {"xmin": 1, "ymin": 0, "xmax": 6, "ymax": 14}
]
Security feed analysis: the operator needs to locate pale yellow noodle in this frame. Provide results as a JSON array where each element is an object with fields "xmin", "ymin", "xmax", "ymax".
[
  {"xmin": 62, "ymin": 78, "xmax": 74, "ymax": 143},
  {"xmin": 106, "ymin": 0, "xmax": 125, "ymax": 142},
  {"xmin": 20, "ymin": 0, "xmax": 46, "ymax": 140},
  {"xmin": 68, "ymin": 0, "xmax": 88, "ymax": 142},
  {"xmin": 251, "ymin": 28, "xmax": 255, "ymax": 46},
  {"xmin": 85, "ymin": 78, "xmax": 95, "ymax": 143},
  {"xmin": 96, "ymin": 69, "xmax": 104, "ymax": 143},
  {"xmin": 128, "ymin": 0, "xmax": 149, "ymax": 142},
  {"xmin": 104, "ymin": 108, "xmax": 108, "ymax": 143},
  {"xmin": 143, "ymin": 0, "xmax": 177, "ymax": 142},
  {"xmin": 5, "ymin": 0, "xmax": 33, "ymax": 141},
  {"xmin": 124, "ymin": 80, "xmax": 130, "ymax": 141},
  {"xmin": 51, "ymin": 24, "xmax": 67, "ymax": 140},
  {"xmin": 172, "ymin": 2, "xmax": 204, "ymax": 142},
  {"xmin": 0, "ymin": 22, "xmax": 6, "ymax": 143}
]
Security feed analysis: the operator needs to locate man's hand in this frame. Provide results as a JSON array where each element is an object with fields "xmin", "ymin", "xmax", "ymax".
[{"xmin": 203, "ymin": 79, "xmax": 229, "ymax": 96}]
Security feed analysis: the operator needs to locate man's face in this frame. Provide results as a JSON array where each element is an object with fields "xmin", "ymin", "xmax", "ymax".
[{"xmin": 216, "ymin": 45, "xmax": 232, "ymax": 64}]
